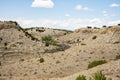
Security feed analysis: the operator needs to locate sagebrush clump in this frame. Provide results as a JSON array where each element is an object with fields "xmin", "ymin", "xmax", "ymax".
[
  {"xmin": 76, "ymin": 71, "xmax": 108, "ymax": 80},
  {"xmin": 39, "ymin": 58, "xmax": 44, "ymax": 63},
  {"xmin": 92, "ymin": 36, "xmax": 97, "ymax": 40},
  {"xmin": 93, "ymin": 71, "xmax": 106, "ymax": 80},
  {"xmin": 88, "ymin": 60, "xmax": 107, "ymax": 69},
  {"xmin": 76, "ymin": 75, "xmax": 86, "ymax": 80}
]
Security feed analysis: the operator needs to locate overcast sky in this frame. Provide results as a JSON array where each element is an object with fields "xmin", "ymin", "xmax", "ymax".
[{"xmin": 0, "ymin": 0, "xmax": 120, "ymax": 30}]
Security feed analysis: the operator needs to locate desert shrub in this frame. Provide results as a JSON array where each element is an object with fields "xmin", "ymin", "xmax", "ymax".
[
  {"xmin": 39, "ymin": 58, "xmax": 44, "ymax": 63},
  {"xmin": 42, "ymin": 35, "xmax": 52, "ymax": 42},
  {"xmin": 42, "ymin": 35, "xmax": 52, "ymax": 46},
  {"xmin": 0, "ymin": 37, "xmax": 2, "ymax": 41},
  {"xmin": 88, "ymin": 60, "xmax": 107, "ymax": 69},
  {"xmin": 92, "ymin": 71, "xmax": 106, "ymax": 80},
  {"xmin": 113, "ymin": 41, "xmax": 120, "ymax": 44},
  {"xmin": 76, "ymin": 71, "xmax": 108, "ymax": 80},
  {"xmin": 81, "ymin": 43, "xmax": 86, "ymax": 45},
  {"xmin": 0, "ymin": 61, "xmax": 1, "ymax": 66},
  {"xmin": 108, "ymin": 26, "xmax": 112, "ymax": 28},
  {"xmin": 56, "ymin": 60, "xmax": 61, "ymax": 64},
  {"xmin": 20, "ymin": 59, "xmax": 24, "ymax": 61},
  {"xmin": 36, "ymin": 29, "xmax": 45, "ymax": 32},
  {"xmin": 94, "ymin": 27, "xmax": 100, "ymax": 29},
  {"xmin": 51, "ymin": 40, "xmax": 59, "ymax": 46},
  {"xmin": 16, "ymin": 42, "xmax": 23, "ymax": 45},
  {"xmin": 90, "ymin": 52, "xmax": 94, "ymax": 54},
  {"xmin": 76, "ymin": 75, "xmax": 86, "ymax": 80},
  {"xmin": 115, "ymin": 54, "xmax": 120, "ymax": 60},
  {"xmin": 42, "ymin": 35, "xmax": 58, "ymax": 46},
  {"xmin": 102, "ymin": 25, "xmax": 107, "ymax": 28},
  {"xmin": 31, "ymin": 36, "xmax": 38, "ymax": 41},
  {"xmin": 4, "ymin": 47, "xmax": 7, "ymax": 50},
  {"xmin": 87, "ymin": 26, "xmax": 92, "ymax": 29},
  {"xmin": 92, "ymin": 36, "xmax": 97, "ymax": 40},
  {"xmin": 64, "ymin": 33, "xmax": 67, "ymax": 35},
  {"xmin": 77, "ymin": 39, "xmax": 80, "ymax": 42},
  {"xmin": 4, "ymin": 42, "xmax": 8, "ymax": 46}
]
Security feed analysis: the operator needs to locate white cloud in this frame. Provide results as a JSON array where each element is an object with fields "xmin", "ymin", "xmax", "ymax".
[
  {"xmin": 15, "ymin": 18, "xmax": 104, "ymax": 30},
  {"xmin": 108, "ymin": 20, "xmax": 120, "ymax": 25},
  {"xmin": 16, "ymin": 18, "xmax": 33, "ymax": 26},
  {"xmin": 31, "ymin": 0, "xmax": 54, "ymax": 8},
  {"xmin": 90, "ymin": 18, "xmax": 102, "ymax": 23},
  {"xmin": 102, "ymin": 11, "xmax": 108, "ymax": 17},
  {"xmin": 1, "ymin": 17, "xmax": 120, "ymax": 30},
  {"xmin": 110, "ymin": 3, "xmax": 119, "ymax": 7},
  {"xmin": 102, "ymin": 11, "xmax": 109, "ymax": 17},
  {"xmin": 65, "ymin": 14, "xmax": 71, "ymax": 17},
  {"xmin": 102, "ymin": 11, "xmax": 116, "ymax": 17},
  {"xmin": 75, "ymin": 5, "xmax": 89, "ymax": 11}
]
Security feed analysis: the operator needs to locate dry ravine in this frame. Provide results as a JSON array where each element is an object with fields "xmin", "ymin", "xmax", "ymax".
[{"xmin": 0, "ymin": 21, "xmax": 120, "ymax": 80}]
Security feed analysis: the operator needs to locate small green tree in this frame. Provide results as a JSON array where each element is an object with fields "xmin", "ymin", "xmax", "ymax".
[
  {"xmin": 42, "ymin": 35, "xmax": 52, "ymax": 46},
  {"xmin": 42, "ymin": 35, "xmax": 58, "ymax": 46},
  {"xmin": 76, "ymin": 75, "xmax": 87, "ymax": 80}
]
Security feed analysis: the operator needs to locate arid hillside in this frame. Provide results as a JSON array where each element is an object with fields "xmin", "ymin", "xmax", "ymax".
[{"xmin": 0, "ymin": 21, "xmax": 120, "ymax": 80}]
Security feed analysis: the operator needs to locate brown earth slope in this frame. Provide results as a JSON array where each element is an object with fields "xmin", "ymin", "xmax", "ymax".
[{"xmin": 0, "ymin": 21, "xmax": 120, "ymax": 80}]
